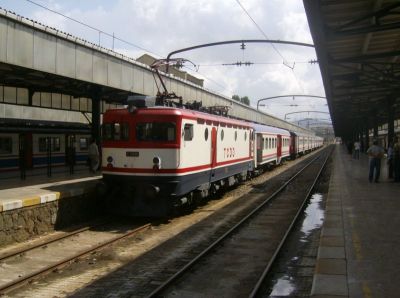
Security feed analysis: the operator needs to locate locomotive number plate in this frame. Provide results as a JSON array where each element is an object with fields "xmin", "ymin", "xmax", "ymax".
[{"xmin": 126, "ymin": 151, "xmax": 139, "ymax": 157}]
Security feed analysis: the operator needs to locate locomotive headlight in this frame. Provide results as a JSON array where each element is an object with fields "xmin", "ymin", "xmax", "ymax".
[
  {"xmin": 153, "ymin": 156, "xmax": 161, "ymax": 170},
  {"xmin": 107, "ymin": 156, "xmax": 114, "ymax": 168}
]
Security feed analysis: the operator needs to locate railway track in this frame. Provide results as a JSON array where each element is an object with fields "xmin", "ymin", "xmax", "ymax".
[
  {"xmin": 3, "ymin": 147, "xmax": 330, "ymax": 297},
  {"xmin": 146, "ymin": 147, "xmax": 332, "ymax": 297},
  {"xmin": 0, "ymin": 220, "xmax": 151, "ymax": 295}
]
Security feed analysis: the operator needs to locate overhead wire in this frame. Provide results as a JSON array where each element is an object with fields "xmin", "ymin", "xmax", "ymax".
[{"xmin": 234, "ymin": 0, "xmax": 306, "ymax": 93}]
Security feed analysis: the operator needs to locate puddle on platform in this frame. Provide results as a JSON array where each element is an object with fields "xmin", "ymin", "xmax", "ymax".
[
  {"xmin": 269, "ymin": 275, "xmax": 295, "ymax": 296},
  {"xmin": 268, "ymin": 193, "xmax": 325, "ymax": 296},
  {"xmin": 300, "ymin": 193, "xmax": 324, "ymax": 237}
]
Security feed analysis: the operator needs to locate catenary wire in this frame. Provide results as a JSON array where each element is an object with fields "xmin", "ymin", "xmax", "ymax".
[{"xmin": 234, "ymin": 0, "xmax": 306, "ymax": 93}]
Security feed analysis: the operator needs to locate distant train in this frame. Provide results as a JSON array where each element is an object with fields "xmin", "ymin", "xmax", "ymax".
[
  {"xmin": 101, "ymin": 101, "xmax": 323, "ymax": 216},
  {"xmin": 0, "ymin": 119, "xmax": 91, "ymax": 172}
]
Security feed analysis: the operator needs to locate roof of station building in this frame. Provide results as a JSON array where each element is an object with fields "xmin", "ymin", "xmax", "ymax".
[{"xmin": 303, "ymin": 1, "xmax": 400, "ymax": 138}]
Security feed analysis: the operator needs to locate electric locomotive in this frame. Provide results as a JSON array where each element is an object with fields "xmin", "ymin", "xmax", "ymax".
[{"xmin": 102, "ymin": 97, "xmax": 254, "ymax": 216}]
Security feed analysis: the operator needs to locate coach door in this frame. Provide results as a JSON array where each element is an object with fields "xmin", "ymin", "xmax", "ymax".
[
  {"xmin": 211, "ymin": 127, "xmax": 217, "ymax": 168},
  {"xmin": 277, "ymin": 135, "xmax": 282, "ymax": 162},
  {"xmin": 256, "ymin": 134, "xmax": 262, "ymax": 164},
  {"xmin": 19, "ymin": 133, "xmax": 33, "ymax": 169}
]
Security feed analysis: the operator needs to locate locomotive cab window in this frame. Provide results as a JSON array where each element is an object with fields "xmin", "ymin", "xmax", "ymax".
[
  {"xmin": 136, "ymin": 122, "xmax": 176, "ymax": 142},
  {"xmin": 0, "ymin": 137, "xmax": 12, "ymax": 154},
  {"xmin": 103, "ymin": 123, "xmax": 130, "ymax": 141},
  {"xmin": 103, "ymin": 123, "xmax": 113, "ymax": 141},
  {"xmin": 183, "ymin": 124, "xmax": 194, "ymax": 141},
  {"xmin": 114, "ymin": 123, "xmax": 122, "ymax": 140}
]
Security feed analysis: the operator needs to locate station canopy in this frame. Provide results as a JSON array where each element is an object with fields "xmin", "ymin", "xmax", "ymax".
[{"xmin": 304, "ymin": 1, "xmax": 400, "ymax": 138}]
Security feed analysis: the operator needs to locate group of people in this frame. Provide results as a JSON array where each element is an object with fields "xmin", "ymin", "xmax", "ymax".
[{"xmin": 364, "ymin": 138, "xmax": 400, "ymax": 183}]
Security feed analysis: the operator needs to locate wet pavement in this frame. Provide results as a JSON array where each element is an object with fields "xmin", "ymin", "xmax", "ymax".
[{"xmin": 264, "ymin": 192, "xmax": 327, "ymax": 297}]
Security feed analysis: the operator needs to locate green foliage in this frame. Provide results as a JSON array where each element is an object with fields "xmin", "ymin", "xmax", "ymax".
[
  {"xmin": 241, "ymin": 96, "xmax": 250, "ymax": 105},
  {"xmin": 232, "ymin": 95, "xmax": 240, "ymax": 101},
  {"xmin": 232, "ymin": 94, "xmax": 250, "ymax": 106}
]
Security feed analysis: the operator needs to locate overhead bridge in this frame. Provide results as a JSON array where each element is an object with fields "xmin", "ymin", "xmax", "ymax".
[{"xmin": 0, "ymin": 7, "xmax": 312, "ymax": 138}]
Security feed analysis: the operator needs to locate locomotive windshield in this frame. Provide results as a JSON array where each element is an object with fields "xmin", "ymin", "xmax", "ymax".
[
  {"xmin": 136, "ymin": 122, "xmax": 176, "ymax": 142},
  {"xmin": 103, "ymin": 123, "xmax": 130, "ymax": 141}
]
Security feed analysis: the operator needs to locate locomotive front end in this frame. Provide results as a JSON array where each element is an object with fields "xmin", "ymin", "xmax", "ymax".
[{"xmin": 101, "ymin": 107, "xmax": 182, "ymax": 216}]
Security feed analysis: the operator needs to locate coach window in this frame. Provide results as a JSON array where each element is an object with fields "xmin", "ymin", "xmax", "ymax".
[
  {"xmin": 244, "ymin": 131, "xmax": 247, "ymax": 141},
  {"xmin": 221, "ymin": 129, "xmax": 224, "ymax": 141},
  {"xmin": 235, "ymin": 131, "xmax": 237, "ymax": 141},
  {"xmin": 79, "ymin": 138, "xmax": 88, "ymax": 150},
  {"xmin": 204, "ymin": 128, "xmax": 209, "ymax": 141},
  {"xmin": 39, "ymin": 138, "xmax": 47, "ymax": 152},
  {"xmin": 53, "ymin": 137, "xmax": 61, "ymax": 151},
  {"xmin": 184, "ymin": 124, "xmax": 194, "ymax": 141},
  {"xmin": 0, "ymin": 137, "xmax": 12, "ymax": 154}
]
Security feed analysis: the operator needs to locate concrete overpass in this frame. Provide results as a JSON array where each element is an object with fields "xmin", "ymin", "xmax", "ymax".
[{"xmin": 0, "ymin": 7, "xmax": 313, "ymax": 139}]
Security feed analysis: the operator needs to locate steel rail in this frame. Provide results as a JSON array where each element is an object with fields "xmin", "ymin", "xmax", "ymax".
[
  {"xmin": 146, "ymin": 147, "xmax": 330, "ymax": 298},
  {"xmin": 0, "ymin": 218, "xmax": 112, "ymax": 262},
  {"xmin": 249, "ymin": 146, "xmax": 333, "ymax": 297},
  {"xmin": 0, "ymin": 223, "xmax": 151, "ymax": 295}
]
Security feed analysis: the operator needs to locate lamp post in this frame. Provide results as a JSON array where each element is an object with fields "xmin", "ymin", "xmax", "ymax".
[{"xmin": 257, "ymin": 95, "xmax": 326, "ymax": 110}]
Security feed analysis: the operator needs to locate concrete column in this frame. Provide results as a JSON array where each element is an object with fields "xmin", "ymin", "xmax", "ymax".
[
  {"xmin": 91, "ymin": 88, "xmax": 102, "ymax": 143},
  {"xmin": 388, "ymin": 97, "xmax": 395, "ymax": 146},
  {"xmin": 28, "ymin": 89, "xmax": 34, "ymax": 106}
]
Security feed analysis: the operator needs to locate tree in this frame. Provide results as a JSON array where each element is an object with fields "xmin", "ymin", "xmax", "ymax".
[
  {"xmin": 232, "ymin": 95, "xmax": 240, "ymax": 102},
  {"xmin": 232, "ymin": 94, "xmax": 250, "ymax": 106},
  {"xmin": 240, "ymin": 96, "xmax": 250, "ymax": 106}
]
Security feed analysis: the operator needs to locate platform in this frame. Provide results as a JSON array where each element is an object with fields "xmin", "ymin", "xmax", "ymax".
[
  {"xmin": 312, "ymin": 144, "xmax": 400, "ymax": 297},
  {"xmin": 0, "ymin": 165, "xmax": 101, "ymax": 212}
]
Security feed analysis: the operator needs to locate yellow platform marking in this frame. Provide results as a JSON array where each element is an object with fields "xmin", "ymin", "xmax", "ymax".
[
  {"xmin": 22, "ymin": 197, "xmax": 41, "ymax": 207},
  {"xmin": 362, "ymin": 281, "xmax": 372, "ymax": 298}
]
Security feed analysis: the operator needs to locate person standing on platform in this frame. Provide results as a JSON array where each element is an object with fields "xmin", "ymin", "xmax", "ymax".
[
  {"xmin": 393, "ymin": 138, "xmax": 400, "ymax": 182},
  {"xmin": 366, "ymin": 140, "xmax": 384, "ymax": 183},
  {"xmin": 353, "ymin": 140, "xmax": 360, "ymax": 160},
  {"xmin": 88, "ymin": 138, "xmax": 99, "ymax": 173}
]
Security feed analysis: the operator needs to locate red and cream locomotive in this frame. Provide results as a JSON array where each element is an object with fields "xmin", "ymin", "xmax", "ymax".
[{"xmin": 101, "ymin": 95, "xmax": 322, "ymax": 216}]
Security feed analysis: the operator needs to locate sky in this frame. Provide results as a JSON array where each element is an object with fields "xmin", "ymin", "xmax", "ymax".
[{"xmin": 0, "ymin": 0, "xmax": 329, "ymax": 123}]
